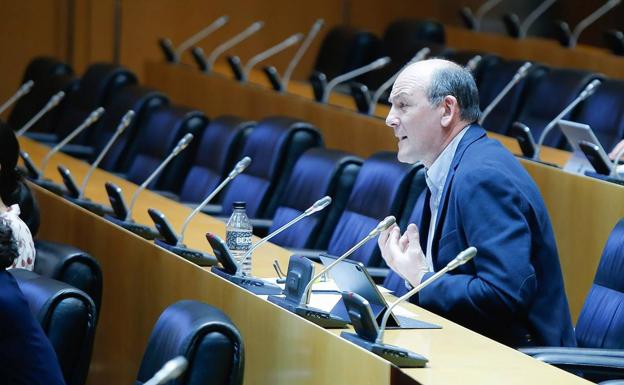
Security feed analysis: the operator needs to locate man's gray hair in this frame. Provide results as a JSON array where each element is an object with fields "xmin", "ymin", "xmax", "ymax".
[{"xmin": 426, "ymin": 63, "xmax": 481, "ymax": 123}]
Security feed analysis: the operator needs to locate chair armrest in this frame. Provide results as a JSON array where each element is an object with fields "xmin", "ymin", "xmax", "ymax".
[
  {"xmin": 520, "ymin": 347, "xmax": 624, "ymax": 358},
  {"xmin": 24, "ymin": 132, "xmax": 59, "ymax": 143},
  {"xmin": 288, "ymin": 248, "xmax": 330, "ymax": 263},
  {"xmin": 154, "ymin": 190, "xmax": 180, "ymax": 201},
  {"xmin": 532, "ymin": 351, "xmax": 624, "ymax": 380},
  {"xmin": 366, "ymin": 266, "xmax": 390, "ymax": 281},
  {"xmin": 61, "ymin": 144, "xmax": 95, "ymax": 160},
  {"xmin": 599, "ymin": 380, "xmax": 624, "ymax": 385},
  {"xmin": 199, "ymin": 204, "xmax": 223, "ymax": 216}
]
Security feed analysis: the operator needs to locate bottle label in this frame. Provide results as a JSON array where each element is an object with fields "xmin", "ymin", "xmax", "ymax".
[{"xmin": 226, "ymin": 230, "xmax": 252, "ymax": 252}]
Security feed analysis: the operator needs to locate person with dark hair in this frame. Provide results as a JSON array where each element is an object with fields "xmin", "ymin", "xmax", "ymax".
[
  {"xmin": 379, "ymin": 59, "xmax": 575, "ymax": 347},
  {"xmin": 0, "ymin": 219, "xmax": 66, "ymax": 385},
  {"xmin": 0, "ymin": 121, "xmax": 36, "ymax": 270}
]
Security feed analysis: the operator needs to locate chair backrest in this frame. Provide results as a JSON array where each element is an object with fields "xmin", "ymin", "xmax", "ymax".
[
  {"xmin": 441, "ymin": 51, "xmax": 500, "ymax": 86},
  {"xmin": 314, "ymin": 26, "xmax": 382, "ymax": 80},
  {"xmin": 513, "ymin": 68, "xmax": 601, "ymax": 148},
  {"xmin": 269, "ymin": 148, "xmax": 362, "ymax": 250},
  {"xmin": 124, "ymin": 105, "xmax": 208, "ymax": 192},
  {"xmin": 570, "ymin": 78, "xmax": 624, "ymax": 152},
  {"xmin": 179, "ymin": 116, "xmax": 255, "ymax": 203},
  {"xmin": 52, "ymin": 63, "xmax": 137, "ymax": 138},
  {"xmin": 575, "ymin": 219, "xmax": 624, "ymax": 349},
  {"xmin": 136, "ymin": 300, "xmax": 244, "ymax": 385},
  {"xmin": 33, "ymin": 240, "xmax": 103, "ymax": 318},
  {"xmin": 12, "ymin": 269, "xmax": 97, "ymax": 385},
  {"xmin": 20, "ymin": 56, "xmax": 73, "ymax": 84},
  {"xmin": 93, "ymin": 85, "xmax": 169, "ymax": 172},
  {"xmin": 478, "ymin": 60, "xmax": 546, "ymax": 134},
  {"xmin": 8, "ymin": 73, "xmax": 79, "ymax": 134},
  {"xmin": 220, "ymin": 116, "xmax": 323, "ymax": 219},
  {"xmin": 326, "ymin": 152, "xmax": 417, "ymax": 267}
]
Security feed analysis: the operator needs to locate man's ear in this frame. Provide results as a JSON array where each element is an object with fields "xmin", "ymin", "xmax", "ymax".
[{"xmin": 440, "ymin": 95, "xmax": 459, "ymax": 128}]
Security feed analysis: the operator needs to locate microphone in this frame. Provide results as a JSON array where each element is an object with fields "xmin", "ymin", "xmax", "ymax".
[
  {"xmin": 204, "ymin": 21, "xmax": 265, "ymax": 72},
  {"xmin": 209, "ymin": 196, "xmax": 332, "ymax": 296},
  {"xmin": 173, "ymin": 15, "xmax": 229, "ymax": 61},
  {"xmin": 239, "ymin": 196, "xmax": 332, "ymax": 267},
  {"xmin": 532, "ymin": 79, "xmax": 601, "ymax": 160},
  {"xmin": 151, "ymin": 157, "xmax": 252, "ymax": 266},
  {"xmin": 39, "ymin": 107, "xmax": 105, "ymax": 176},
  {"xmin": 104, "ymin": 133, "xmax": 194, "ymax": 240},
  {"xmin": 61, "ymin": 110, "xmax": 135, "ymax": 216},
  {"xmin": 504, "ymin": 0, "xmax": 557, "ymax": 39},
  {"xmin": 340, "ymin": 247, "xmax": 477, "ymax": 367},
  {"xmin": 465, "ymin": 55, "xmax": 483, "ymax": 73},
  {"xmin": 367, "ymin": 48, "xmax": 430, "ymax": 115},
  {"xmin": 241, "ymin": 33, "xmax": 304, "ymax": 82},
  {"xmin": 0, "ymin": 80, "xmax": 34, "ymax": 115},
  {"xmin": 478, "ymin": 62, "xmax": 533, "ymax": 126},
  {"xmin": 265, "ymin": 19, "xmax": 324, "ymax": 92},
  {"xmin": 143, "ymin": 356, "xmax": 188, "ymax": 385},
  {"xmin": 562, "ymin": 0, "xmax": 621, "ymax": 48},
  {"xmin": 321, "ymin": 57, "xmax": 391, "ymax": 104},
  {"xmin": 459, "ymin": 0, "xmax": 504, "ymax": 31},
  {"xmin": 270, "ymin": 216, "xmax": 396, "ymax": 328},
  {"xmin": 15, "ymin": 90, "xmax": 65, "ymax": 137}
]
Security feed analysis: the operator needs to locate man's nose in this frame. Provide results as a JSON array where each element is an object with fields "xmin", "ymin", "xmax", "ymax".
[{"xmin": 386, "ymin": 111, "xmax": 399, "ymax": 128}]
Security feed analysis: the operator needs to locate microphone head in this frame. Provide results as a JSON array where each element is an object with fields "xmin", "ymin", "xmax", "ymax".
[
  {"xmin": 119, "ymin": 110, "xmax": 135, "ymax": 131},
  {"xmin": 285, "ymin": 33, "xmax": 304, "ymax": 46},
  {"xmin": 516, "ymin": 62, "xmax": 533, "ymax": 78},
  {"xmin": 49, "ymin": 91, "xmax": 66, "ymax": 106},
  {"xmin": 216, "ymin": 15, "xmax": 229, "ymax": 25},
  {"xmin": 173, "ymin": 133, "xmax": 194, "ymax": 154},
  {"xmin": 372, "ymin": 57, "xmax": 391, "ymax": 69},
  {"xmin": 447, "ymin": 247, "xmax": 477, "ymax": 270},
  {"xmin": 230, "ymin": 156, "xmax": 252, "ymax": 177},
  {"xmin": 369, "ymin": 215, "xmax": 396, "ymax": 237},
  {"xmin": 22, "ymin": 80, "xmax": 35, "ymax": 92},
  {"xmin": 313, "ymin": 18, "xmax": 325, "ymax": 30},
  {"xmin": 250, "ymin": 21, "xmax": 265, "ymax": 32},
  {"xmin": 87, "ymin": 107, "xmax": 105, "ymax": 124},
  {"xmin": 304, "ymin": 196, "xmax": 332, "ymax": 215},
  {"xmin": 158, "ymin": 356, "xmax": 188, "ymax": 382},
  {"xmin": 582, "ymin": 79, "xmax": 602, "ymax": 98}
]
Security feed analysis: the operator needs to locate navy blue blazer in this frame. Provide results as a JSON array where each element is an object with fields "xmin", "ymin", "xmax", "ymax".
[
  {"xmin": 413, "ymin": 124, "xmax": 576, "ymax": 347},
  {"xmin": 0, "ymin": 271, "xmax": 66, "ymax": 385}
]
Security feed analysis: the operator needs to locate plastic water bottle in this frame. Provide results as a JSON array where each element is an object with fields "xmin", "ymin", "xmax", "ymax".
[{"xmin": 225, "ymin": 201, "xmax": 253, "ymax": 275}]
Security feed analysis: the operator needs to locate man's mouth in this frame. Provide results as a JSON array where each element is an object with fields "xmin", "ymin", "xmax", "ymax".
[{"xmin": 398, "ymin": 136, "xmax": 408, "ymax": 141}]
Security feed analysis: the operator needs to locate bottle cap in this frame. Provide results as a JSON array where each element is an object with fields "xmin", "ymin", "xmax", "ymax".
[{"xmin": 233, "ymin": 201, "xmax": 246, "ymax": 210}]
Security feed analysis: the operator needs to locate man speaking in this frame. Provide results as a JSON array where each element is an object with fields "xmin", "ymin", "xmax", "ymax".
[{"xmin": 379, "ymin": 58, "xmax": 576, "ymax": 347}]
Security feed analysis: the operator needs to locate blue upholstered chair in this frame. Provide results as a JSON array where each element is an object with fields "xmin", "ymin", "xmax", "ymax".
[
  {"xmin": 477, "ymin": 59, "xmax": 546, "ymax": 134},
  {"xmin": 322, "ymin": 152, "xmax": 419, "ymax": 268},
  {"xmin": 570, "ymin": 79, "xmax": 624, "ymax": 152},
  {"xmin": 11, "ymin": 269, "xmax": 97, "ymax": 385},
  {"xmin": 218, "ymin": 116, "xmax": 323, "ymax": 219},
  {"xmin": 512, "ymin": 68, "xmax": 602, "ymax": 148},
  {"xmin": 136, "ymin": 300, "xmax": 244, "ymax": 385},
  {"xmin": 520, "ymin": 219, "xmax": 624, "ymax": 382},
  {"xmin": 178, "ymin": 116, "xmax": 255, "ymax": 204},
  {"xmin": 50, "ymin": 63, "xmax": 137, "ymax": 141},
  {"xmin": 89, "ymin": 85, "xmax": 169, "ymax": 172},
  {"xmin": 123, "ymin": 105, "xmax": 208, "ymax": 193},
  {"xmin": 268, "ymin": 148, "xmax": 362, "ymax": 250}
]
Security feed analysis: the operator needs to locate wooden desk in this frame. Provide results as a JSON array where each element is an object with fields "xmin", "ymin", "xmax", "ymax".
[
  {"xmin": 143, "ymin": 62, "xmax": 624, "ymax": 320},
  {"xmin": 22, "ymin": 138, "xmax": 591, "ymax": 385}
]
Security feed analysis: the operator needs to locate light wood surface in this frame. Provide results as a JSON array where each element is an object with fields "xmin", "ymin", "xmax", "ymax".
[
  {"xmin": 22, "ymin": 137, "xmax": 592, "ymax": 385},
  {"xmin": 142, "ymin": 62, "xmax": 624, "ymax": 321}
]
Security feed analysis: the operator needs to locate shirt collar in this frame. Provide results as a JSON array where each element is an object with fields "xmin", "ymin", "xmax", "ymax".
[{"xmin": 425, "ymin": 126, "xmax": 469, "ymax": 205}]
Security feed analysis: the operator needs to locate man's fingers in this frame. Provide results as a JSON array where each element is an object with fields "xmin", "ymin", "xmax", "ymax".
[{"xmin": 406, "ymin": 223, "xmax": 421, "ymax": 251}]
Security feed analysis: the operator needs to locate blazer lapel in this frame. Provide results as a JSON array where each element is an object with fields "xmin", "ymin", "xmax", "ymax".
[{"xmin": 430, "ymin": 124, "xmax": 486, "ymax": 259}]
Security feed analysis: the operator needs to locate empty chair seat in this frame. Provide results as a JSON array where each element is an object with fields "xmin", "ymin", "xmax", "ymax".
[
  {"xmin": 478, "ymin": 60, "xmax": 546, "ymax": 134},
  {"xmin": 88, "ymin": 85, "xmax": 169, "ymax": 172},
  {"xmin": 179, "ymin": 116, "xmax": 255, "ymax": 203},
  {"xmin": 269, "ymin": 148, "xmax": 362, "ymax": 250},
  {"xmin": 136, "ymin": 300, "xmax": 244, "ymax": 385},
  {"xmin": 219, "ymin": 116, "xmax": 323, "ymax": 219},
  {"xmin": 51, "ymin": 63, "xmax": 137, "ymax": 139},
  {"xmin": 12, "ymin": 269, "xmax": 97, "ymax": 385},
  {"xmin": 123, "ymin": 105, "xmax": 208, "ymax": 193},
  {"xmin": 324, "ymin": 152, "xmax": 420, "ymax": 267},
  {"xmin": 513, "ymin": 68, "xmax": 602, "ymax": 148},
  {"xmin": 313, "ymin": 26, "xmax": 382, "ymax": 81},
  {"xmin": 570, "ymin": 79, "xmax": 624, "ymax": 152}
]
